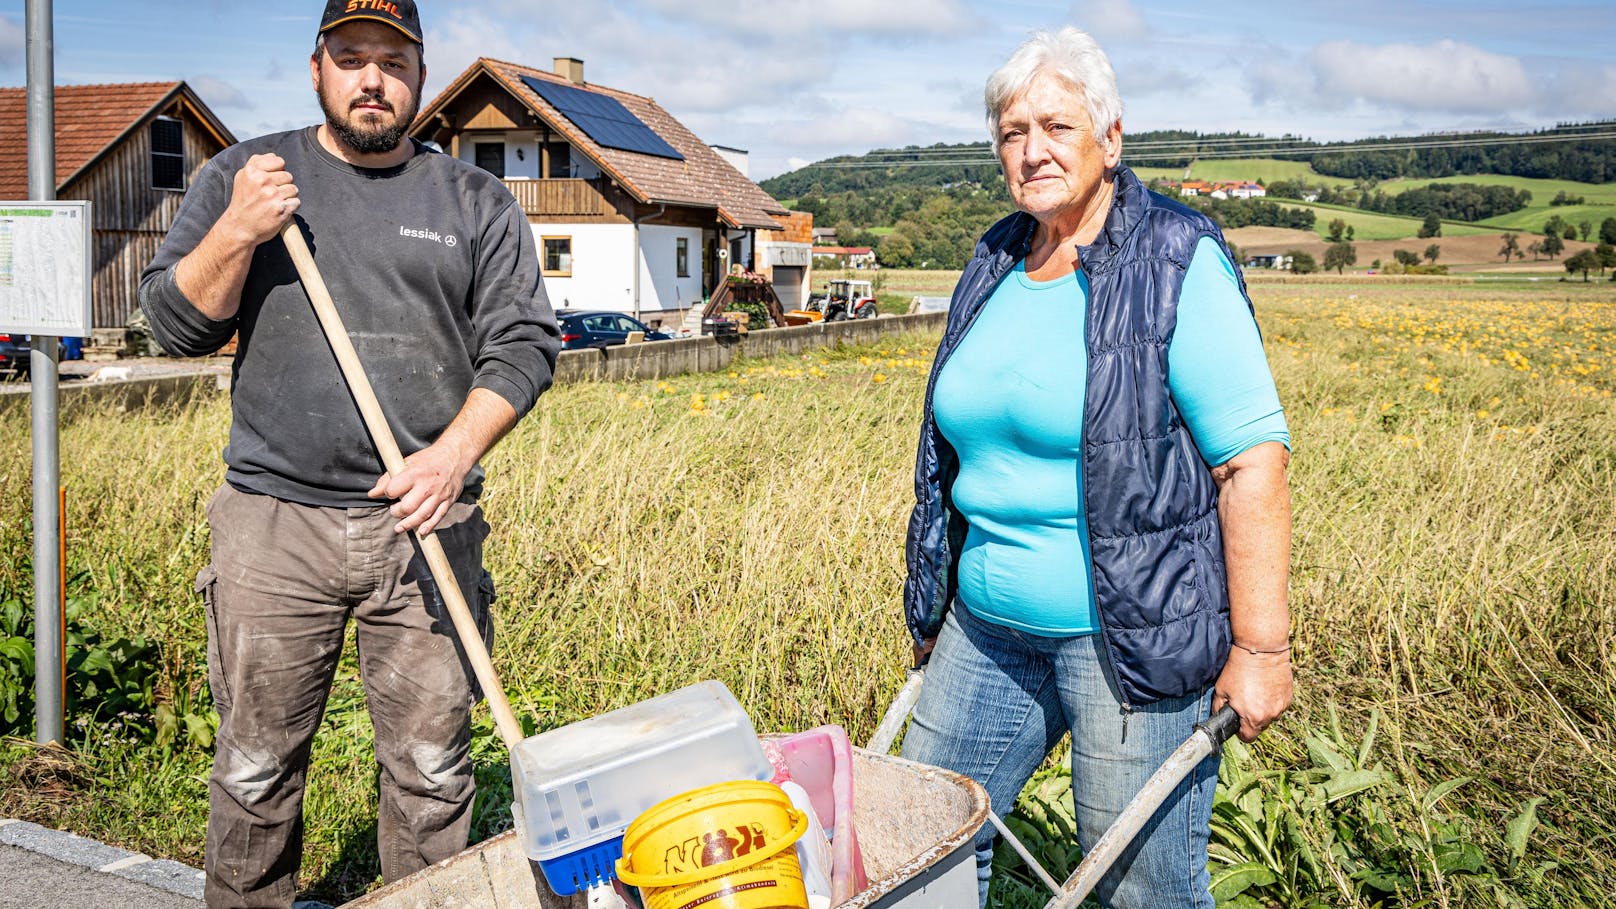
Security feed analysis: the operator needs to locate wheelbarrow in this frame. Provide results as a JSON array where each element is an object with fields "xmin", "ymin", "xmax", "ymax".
[{"xmin": 338, "ymin": 745, "xmax": 990, "ymax": 909}]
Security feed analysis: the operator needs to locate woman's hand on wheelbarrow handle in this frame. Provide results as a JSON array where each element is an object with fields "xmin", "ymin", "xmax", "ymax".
[
  {"xmin": 911, "ymin": 635, "xmax": 937, "ymax": 669},
  {"xmin": 1197, "ymin": 706, "xmax": 1242, "ymax": 749}
]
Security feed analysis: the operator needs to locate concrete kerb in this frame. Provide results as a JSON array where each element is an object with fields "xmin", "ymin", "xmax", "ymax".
[{"xmin": 0, "ymin": 817, "xmax": 205, "ymax": 901}]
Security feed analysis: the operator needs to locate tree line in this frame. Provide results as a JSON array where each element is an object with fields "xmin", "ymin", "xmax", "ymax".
[
  {"xmin": 1175, "ymin": 193, "xmax": 1317, "ymax": 231},
  {"xmin": 1298, "ymin": 122, "xmax": 1615, "ymax": 184},
  {"xmin": 764, "ymin": 122, "xmax": 1616, "ymax": 204},
  {"xmin": 1356, "ymin": 183, "xmax": 1533, "ymax": 222}
]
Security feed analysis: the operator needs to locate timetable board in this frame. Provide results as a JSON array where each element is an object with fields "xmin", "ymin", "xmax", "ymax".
[{"xmin": 0, "ymin": 201, "xmax": 92, "ymax": 336}]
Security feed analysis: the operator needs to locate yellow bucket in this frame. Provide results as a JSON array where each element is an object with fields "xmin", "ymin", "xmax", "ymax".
[{"xmin": 615, "ymin": 780, "xmax": 810, "ymax": 909}]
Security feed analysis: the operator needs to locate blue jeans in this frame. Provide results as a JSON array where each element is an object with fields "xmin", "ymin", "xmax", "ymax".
[{"xmin": 900, "ymin": 601, "xmax": 1218, "ymax": 908}]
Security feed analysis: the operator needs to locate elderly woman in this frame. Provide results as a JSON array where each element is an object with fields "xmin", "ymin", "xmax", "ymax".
[{"xmin": 898, "ymin": 27, "xmax": 1293, "ymax": 908}]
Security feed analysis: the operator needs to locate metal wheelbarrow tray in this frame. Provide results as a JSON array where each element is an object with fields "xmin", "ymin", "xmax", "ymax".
[{"xmin": 340, "ymin": 746, "xmax": 990, "ymax": 909}]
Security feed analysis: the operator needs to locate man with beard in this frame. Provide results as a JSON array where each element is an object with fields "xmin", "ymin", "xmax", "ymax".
[{"xmin": 138, "ymin": 2, "xmax": 559, "ymax": 905}]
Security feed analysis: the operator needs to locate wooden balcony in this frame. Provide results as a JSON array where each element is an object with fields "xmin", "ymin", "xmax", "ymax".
[{"xmin": 502, "ymin": 178, "xmax": 622, "ymax": 221}]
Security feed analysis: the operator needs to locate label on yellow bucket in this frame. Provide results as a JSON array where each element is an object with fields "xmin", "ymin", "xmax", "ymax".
[{"xmin": 617, "ymin": 781, "xmax": 810, "ymax": 909}]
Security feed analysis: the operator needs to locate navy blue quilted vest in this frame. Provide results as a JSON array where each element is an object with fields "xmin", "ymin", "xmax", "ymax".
[{"xmin": 903, "ymin": 166, "xmax": 1247, "ymax": 706}]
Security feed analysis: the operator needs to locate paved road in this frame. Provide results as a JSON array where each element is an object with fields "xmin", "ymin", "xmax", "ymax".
[{"xmin": 0, "ymin": 843, "xmax": 203, "ymax": 909}]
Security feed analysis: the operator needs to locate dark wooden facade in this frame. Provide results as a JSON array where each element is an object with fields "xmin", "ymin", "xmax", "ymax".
[{"xmin": 55, "ymin": 89, "xmax": 233, "ymax": 329}]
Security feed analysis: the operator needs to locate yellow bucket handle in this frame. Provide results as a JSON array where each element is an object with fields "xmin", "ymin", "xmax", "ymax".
[{"xmin": 615, "ymin": 808, "xmax": 810, "ymax": 889}]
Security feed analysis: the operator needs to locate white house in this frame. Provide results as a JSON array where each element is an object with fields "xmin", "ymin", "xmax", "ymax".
[{"xmin": 411, "ymin": 57, "xmax": 809, "ymax": 327}]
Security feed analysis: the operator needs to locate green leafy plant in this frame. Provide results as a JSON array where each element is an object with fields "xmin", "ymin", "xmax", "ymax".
[
  {"xmin": 1210, "ymin": 707, "xmax": 1535, "ymax": 907},
  {"xmin": 0, "ymin": 575, "xmax": 211, "ymax": 751}
]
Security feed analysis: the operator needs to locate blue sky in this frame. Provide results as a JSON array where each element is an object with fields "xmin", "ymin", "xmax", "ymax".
[{"xmin": 2, "ymin": 0, "xmax": 1614, "ymax": 180}]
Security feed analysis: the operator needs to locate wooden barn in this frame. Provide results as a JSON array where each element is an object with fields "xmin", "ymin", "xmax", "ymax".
[{"xmin": 0, "ymin": 81, "xmax": 235, "ymax": 331}]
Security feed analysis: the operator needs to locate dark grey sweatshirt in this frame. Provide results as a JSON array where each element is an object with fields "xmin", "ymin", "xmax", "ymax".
[{"xmin": 140, "ymin": 127, "xmax": 559, "ymax": 508}]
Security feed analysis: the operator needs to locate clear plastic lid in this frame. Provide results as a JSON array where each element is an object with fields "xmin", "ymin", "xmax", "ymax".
[{"xmin": 511, "ymin": 680, "xmax": 772, "ymax": 862}]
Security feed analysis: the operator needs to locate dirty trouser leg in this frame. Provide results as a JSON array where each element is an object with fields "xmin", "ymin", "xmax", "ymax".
[
  {"xmin": 202, "ymin": 485, "xmax": 351, "ymax": 909},
  {"xmin": 353, "ymin": 501, "xmax": 493, "ymax": 883}
]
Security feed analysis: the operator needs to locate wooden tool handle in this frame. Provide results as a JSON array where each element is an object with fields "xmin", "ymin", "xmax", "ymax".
[{"xmin": 281, "ymin": 222, "xmax": 524, "ymax": 750}]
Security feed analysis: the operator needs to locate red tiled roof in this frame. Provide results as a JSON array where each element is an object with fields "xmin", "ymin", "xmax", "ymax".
[
  {"xmin": 417, "ymin": 59, "xmax": 788, "ymax": 230},
  {"xmin": 0, "ymin": 82, "xmax": 195, "ymax": 198}
]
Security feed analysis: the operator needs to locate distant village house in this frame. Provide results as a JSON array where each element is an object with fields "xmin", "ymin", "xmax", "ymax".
[
  {"xmin": 410, "ymin": 57, "xmax": 812, "ymax": 324},
  {"xmin": 1244, "ymin": 253, "xmax": 1293, "ymax": 270},
  {"xmin": 811, "ymin": 246, "xmax": 877, "ymax": 268},
  {"xmin": 1169, "ymin": 179, "xmax": 1266, "ymax": 200}
]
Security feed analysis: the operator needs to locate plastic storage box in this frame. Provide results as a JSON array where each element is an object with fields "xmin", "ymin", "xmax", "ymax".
[{"xmin": 510, "ymin": 680, "xmax": 773, "ymax": 895}]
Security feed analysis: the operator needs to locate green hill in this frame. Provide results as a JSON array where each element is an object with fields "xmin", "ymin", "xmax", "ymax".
[
  {"xmin": 763, "ymin": 125, "xmax": 1616, "ymax": 266},
  {"xmin": 1373, "ymin": 175, "xmax": 1616, "ymax": 235}
]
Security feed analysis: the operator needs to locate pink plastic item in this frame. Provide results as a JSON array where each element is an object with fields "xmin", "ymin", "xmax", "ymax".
[{"xmin": 765, "ymin": 725, "xmax": 869, "ymax": 905}]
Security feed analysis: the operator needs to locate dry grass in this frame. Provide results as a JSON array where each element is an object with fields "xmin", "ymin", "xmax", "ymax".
[{"xmin": 2, "ymin": 279, "xmax": 1614, "ymax": 905}]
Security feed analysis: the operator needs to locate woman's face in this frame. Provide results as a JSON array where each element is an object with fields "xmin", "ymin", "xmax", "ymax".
[{"xmin": 996, "ymin": 72, "xmax": 1122, "ymax": 232}]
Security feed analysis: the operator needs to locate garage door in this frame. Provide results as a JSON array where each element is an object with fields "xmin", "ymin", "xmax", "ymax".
[{"xmin": 773, "ymin": 266, "xmax": 805, "ymax": 310}]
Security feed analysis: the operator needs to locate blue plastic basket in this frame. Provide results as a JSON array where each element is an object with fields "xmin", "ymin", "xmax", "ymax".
[{"xmin": 537, "ymin": 835, "xmax": 626, "ymax": 896}]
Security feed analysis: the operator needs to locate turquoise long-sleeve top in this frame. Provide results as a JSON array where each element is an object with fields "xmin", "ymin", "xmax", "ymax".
[{"xmin": 933, "ymin": 237, "xmax": 1290, "ymax": 637}]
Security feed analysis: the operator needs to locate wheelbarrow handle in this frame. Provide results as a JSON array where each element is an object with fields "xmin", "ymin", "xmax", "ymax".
[
  {"xmin": 1041, "ymin": 705, "xmax": 1242, "ymax": 909},
  {"xmin": 865, "ymin": 668, "xmax": 925, "ymax": 756}
]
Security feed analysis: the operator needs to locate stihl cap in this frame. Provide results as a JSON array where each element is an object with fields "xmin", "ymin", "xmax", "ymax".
[{"xmin": 319, "ymin": 0, "xmax": 423, "ymax": 45}]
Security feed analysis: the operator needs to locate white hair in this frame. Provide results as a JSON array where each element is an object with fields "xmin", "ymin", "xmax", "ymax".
[{"xmin": 985, "ymin": 27, "xmax": 1122, "ymax": 153}]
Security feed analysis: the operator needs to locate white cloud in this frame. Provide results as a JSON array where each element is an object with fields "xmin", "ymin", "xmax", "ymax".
[
  {"xmin": 632, "ymin": 0, "xmax": 980, "ymax": 38},
  {"xmin": 1068, "ymin": 0, "xmax": 1147, "ymax": 42},
  {"xmin": 0, "ymin": 15, "xmax": 23, "ymax": 70},
  {"xmin": 1115, "ymin": 62, "xmax": 1194, "ymax": 97},
  {"xmin": 1310, "ymin": 39, "xmax": 1535, "ymax": 112},
  {"xmin": 189, "ymin": 75, "xmax": 254, "ymax": 110},
  {"xmin": 1243, "ymin": 46, "xmax": 1314, "ymax": 108},
  {"xmin": 769, "ymin": 107, "xmax": 922, "ymax": 150}
]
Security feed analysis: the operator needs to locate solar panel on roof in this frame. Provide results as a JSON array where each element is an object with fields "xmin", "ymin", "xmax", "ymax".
[{"xmin": 520, "ymin": 75, "xmax": 684, "ymax": 162}]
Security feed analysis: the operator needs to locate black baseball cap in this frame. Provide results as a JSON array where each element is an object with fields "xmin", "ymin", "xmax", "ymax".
[{"xmin": 319, "ymin": 0, "xmax": 423, "ymax": 45}]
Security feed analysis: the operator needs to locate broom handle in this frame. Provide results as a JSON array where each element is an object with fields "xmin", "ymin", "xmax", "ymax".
[{"xmin": 281, "ymin": 222, "xmax": 524, "ymax": 750}]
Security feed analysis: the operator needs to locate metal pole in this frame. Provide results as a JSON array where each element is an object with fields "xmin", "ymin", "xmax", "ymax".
[{"xmin": 27, "ymin": 0, "xmax": 63, "ymax": 746}]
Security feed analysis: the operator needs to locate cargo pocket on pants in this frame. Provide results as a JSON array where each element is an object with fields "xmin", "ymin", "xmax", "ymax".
[
  {"xmin": 196, "ymin": 565, "xmax": 230, "ymax": 714},
  {"xmin": 470, "ymin": 571, "xmax": 496, "ymax": 703}
]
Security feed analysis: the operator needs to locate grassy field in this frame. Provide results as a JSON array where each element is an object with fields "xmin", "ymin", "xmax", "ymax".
[
  {"xmin": 1127, "ymin": 159, "xmax": 1616, "ymax": 241},
  {"xmin": 1285, "ymin": 201, "xmax": 1495, "ymax": 241},
  {"xmin": 3, "ymin": 279, "xmax": 1615, "ymax": 905},
  {"xmin": 1375, "ymin": 174, "xmax": 1616, "ymax": 235}
]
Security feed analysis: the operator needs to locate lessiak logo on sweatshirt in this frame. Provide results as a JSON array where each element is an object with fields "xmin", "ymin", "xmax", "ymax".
[{"xmin": 400, "ymin": 225, "xmax": 458, "ymax": 248}]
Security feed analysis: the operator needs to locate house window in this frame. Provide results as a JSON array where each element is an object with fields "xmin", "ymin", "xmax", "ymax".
[
  {"xmin": 676, "ymin": 237, "xmax": 689, "ymax": 277},
  {"xmin": 542, "ymin": 236, "xmax": 572, "ymax": 277},
  {"xmin": 150, "ymin": 117, "xmax": 185, "ymax": 191},
  {"xmin": 475, "ymin": 143, "xmax": 505, "ymax": 177},
  {"xmin": 546, "ymin": 143, "xmax": 572, "ymax": 178}
]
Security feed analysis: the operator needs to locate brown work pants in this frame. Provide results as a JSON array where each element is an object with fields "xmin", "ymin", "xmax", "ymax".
[{"xmin": 197, "ymin": 483, "xmax": 494, "ymax": 909}]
